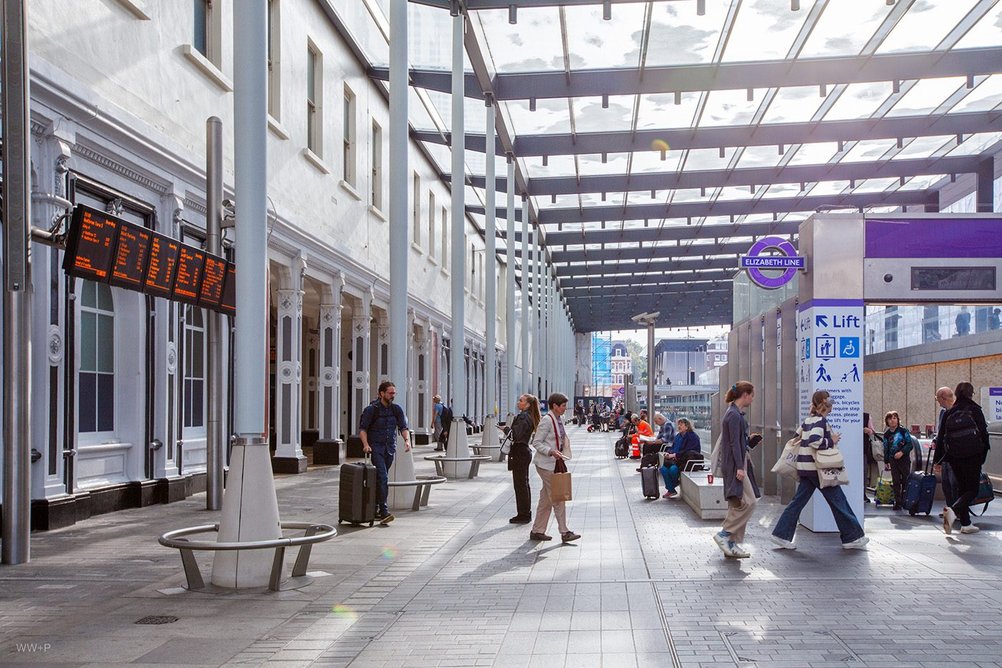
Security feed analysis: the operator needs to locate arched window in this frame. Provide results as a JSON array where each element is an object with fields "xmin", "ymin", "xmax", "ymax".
[
  {"xmin": 183, "ymin": 307, "xmax": 205, "ymax": 429},
  {"xmin": 79, "ymin": 281, "xmax": 115, "ymax": 433}
]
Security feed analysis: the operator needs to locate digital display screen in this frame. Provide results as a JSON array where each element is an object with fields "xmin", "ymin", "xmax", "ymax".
[
  {"xmin": 911, "ymin": 266, "xmax": 997, "ymax": 291},
  {"xmin": 62, "ymin": 205, "xmax": 233, "ymax": 314},
  {"xmin": 63, "ymin": 206, "xmax": 120, "ymax": 281},
  {"xmin": 199, "ymin": 255, "xmax": 227, "ymax": 309},
  {"xmin": 220, "ymin": 262, "xmax": 236, "ymax": 317},
  {"xmin": 109, "ymin": 224, "xmax": 152, "ymax": 289},
  {"xmin": 173, "ymin": 246, "xmax": 206, "ymax": 305},
  {"xmin": 144, "ymin": 233, "xmax": 180, "ymax": 299}
]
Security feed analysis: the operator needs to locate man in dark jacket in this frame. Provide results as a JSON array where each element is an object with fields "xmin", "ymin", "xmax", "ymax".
[
  {"xmin": 934, "ymin": 382, "xmax": 990, "ymax": 535},
  {"xmin": 359, "ymin": 381, "xmax": 411, "ymax": 523}
]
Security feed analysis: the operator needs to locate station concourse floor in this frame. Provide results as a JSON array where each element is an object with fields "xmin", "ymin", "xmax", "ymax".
[{"xmin": 3, "ymin": 427, "xmax": 1002, "ymax": 668}]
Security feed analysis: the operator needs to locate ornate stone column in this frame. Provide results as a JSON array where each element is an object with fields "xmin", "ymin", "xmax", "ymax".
[
  {"xmin": 348, "ymin": 292, "xmax": 372, "ymax": 435},
  {"xmin": 313, "ymin": 276, "xmax": 344, "ymax": 464},
  {"xmin": 272, "ymin": 255, "xmax": 307, "ymax": 473}
]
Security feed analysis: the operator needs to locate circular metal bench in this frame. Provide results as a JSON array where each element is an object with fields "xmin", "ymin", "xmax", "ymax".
[
  {"xmin": 423, "ymin": 454, "xmax": 491, "ymax": 479},
  {"xmin": 157, "ymin": 521, "xmax": 336, "ymax": 592},
  {"xmin": 387, "ymin": 474, "xmax": 447, "ymax": 511}
]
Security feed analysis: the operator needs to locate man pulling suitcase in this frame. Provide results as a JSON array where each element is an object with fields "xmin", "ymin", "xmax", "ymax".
[{"xmin": 359, "ymin": 381, "xmax": 411, "ymax": 524}]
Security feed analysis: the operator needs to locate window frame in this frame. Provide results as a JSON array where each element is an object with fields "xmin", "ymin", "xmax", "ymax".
[
  {"xmin": 343, "ymin": 84, "xmax": 357, "ymax": 187},
  {"xmin": 306, "ymin": 39, "xmax": 323, "ymax": 156},
  {"xmin": 370, "ymin": 119, "xmax": 383, "ymax": 211}
]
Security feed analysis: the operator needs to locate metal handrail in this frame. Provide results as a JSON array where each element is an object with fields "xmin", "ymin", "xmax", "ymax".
[
  {"xmin": 158, "ymin": 521, "xmax": 336, "ymax": 551},
  {"xmin": 157, "ymin": 521, "xmax": 336, "ymax": 592}
]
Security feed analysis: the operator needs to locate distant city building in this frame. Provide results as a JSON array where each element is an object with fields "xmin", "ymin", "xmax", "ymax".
[
  {"xmin": 609, "ymin": 340, "xmax": 632, "ymax": 385},
  {"xmin": 653, "ymin": 338, "xmax": 710, "ymax": 387}
]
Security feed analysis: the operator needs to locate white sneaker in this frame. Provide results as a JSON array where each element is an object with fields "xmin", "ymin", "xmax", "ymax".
[
  {"xmin": 842, "ymin": 536, "xmax": 870, "ymax": 550},
  {"xmin": 770, "ymin": 535, "xmax": 796, "ymax": 550},
  {"xmin": 943, "ymin": 507, "xmax": 957, "ymax": 535},
  {"xmin": 960, "ymin": 525, "xmax": 980, "ymax": 534},
  {"xmin": 729, "ymin": 542, "xmax": 751, "ymax": 558},
  {"xmin": 713, "ymin": 531, "xmax": 733, "ymax": 556}
]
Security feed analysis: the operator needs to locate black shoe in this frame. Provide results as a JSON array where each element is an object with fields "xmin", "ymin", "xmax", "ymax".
[
  {"xmin": 529, "ymin": 532, "xmax": 552, "ymax": 541},
  {"xmin": 509, "ymin": 516, "xmax": 531, "ymax": 524},
  {"xmin": 561, "ymin": 531, "xmax": 581, "ymax": 543},
  {"xmin": 380, "ymin": 512, "xmax": 395, "ymax": 525},
  {"xmin": 864, "ymin": 496, "xmax": 872, "ymax": 504}
]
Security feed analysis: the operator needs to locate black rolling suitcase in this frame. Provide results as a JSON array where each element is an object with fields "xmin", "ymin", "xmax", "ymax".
[
  {"xmin": 614, "ymin": 437, "xmax": 629, "ymax": 459},
  {"xmin": 641, "ymin": 466, "xmax": 660, "ymax": 499},
  {"xmin": 904, "ymin": 448, "xmax": 936, "ymax": 516},
  {"xmin": 338, "ymin": 459, "xmax": 377, "ymax": 526}
]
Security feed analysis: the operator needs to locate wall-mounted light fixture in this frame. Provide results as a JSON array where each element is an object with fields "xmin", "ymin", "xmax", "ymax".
[
  {"xmin": 603, "ymin": 1, "xmax": 612, "ymax": 21},
  {"xmin": 697, "ymin": 0, "xmax": 706, "ymax": 16},
  {"xmin": 508, "ymin": 4, "xmax": 517, "ymax": 24}
]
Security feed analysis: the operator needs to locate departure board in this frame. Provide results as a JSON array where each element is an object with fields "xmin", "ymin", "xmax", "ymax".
[
  {"xmin": 220, "ymin": 262, "xmax": 236, "ymax": 316},
  {"xmin": 199, "ymin": 255, "xmax": 227, "ymax": 309},
  {"xmin": 63, "ymin": 206, "xmax": 121, "ymax": 281},
  {"xmin": 109, "ymin": 224, "xmax": 152, "ymax": 289},
  {"xmin": 173, "ymin": 246, "xmax": 206, "ymax": 305},
  {"xmin": 144, "ymin": 233, "xmax": 180, "ymax": 299},
  {"xmin": 62, "ymin": 205, "xmax": 234, "ymax": 315}
]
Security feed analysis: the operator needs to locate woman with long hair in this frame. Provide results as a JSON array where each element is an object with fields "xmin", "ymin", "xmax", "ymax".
[
  {"xmin": 507, "ymin": 394, "xmax": 541, "ymax": 524},
  {"xmin": 712, "ymin": 381, "xmax": 760, "ymax": 559},
  {"xmin": 770, "ymin": 390, "xmax": 868, "ymax": 550},
  {"xmin": 934, "ymin": 382, "xmax": 991, "ymax": 535}
]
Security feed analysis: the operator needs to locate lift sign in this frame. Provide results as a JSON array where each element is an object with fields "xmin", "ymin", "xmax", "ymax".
[{"xmin": 740, "ymin": 236, "xmax": 806, "ymax": 289}]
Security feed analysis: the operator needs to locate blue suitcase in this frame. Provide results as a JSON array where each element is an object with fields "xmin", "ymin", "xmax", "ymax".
[{"xmin": 904, "ymin": 450, "xmax": 936, "ymax": 516}]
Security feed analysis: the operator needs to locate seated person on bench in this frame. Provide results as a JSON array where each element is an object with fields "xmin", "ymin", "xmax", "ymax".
[{"xmin": 660, "ymin": 418, "xmax": 702, "ymax": 499}]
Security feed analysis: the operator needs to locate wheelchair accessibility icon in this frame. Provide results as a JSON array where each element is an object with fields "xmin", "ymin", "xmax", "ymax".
[{"xmin": 839, "ymin": 337, "xmax": 859, "ymax": 358}]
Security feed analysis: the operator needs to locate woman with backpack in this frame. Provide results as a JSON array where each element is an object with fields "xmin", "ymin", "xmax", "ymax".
[
  {"xmin": 770, "ymin": 390, "xmax": 869, "ymax": 551},
  {"xmin": 882, "ymin": 411, "xmax": 913, "ymax": 510},
  {"xmin": 507, "ymin": 394, "xmax": 541, "ymax": 525},
  {"xmin": 934, "ymin": 382, "xmax": 991, "ymax": 535}
]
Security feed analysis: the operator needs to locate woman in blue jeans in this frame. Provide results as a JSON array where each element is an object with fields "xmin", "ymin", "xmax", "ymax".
[
  {"xmin": 771, "ymin": 390, "xmax": 869, "ymax": 551},
  {"xmin": 661, "ymin": 418, "xmax": 701, "ymax": 499}
]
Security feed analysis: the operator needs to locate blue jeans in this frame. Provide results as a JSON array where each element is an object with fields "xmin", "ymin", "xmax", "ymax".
[
  {"xmin": 772, "ymin": 477, "xmax": 865, "ymax": 544},
  {"xmin": 660, "ymin": 463, "xmax": 680, "ymax": 493},
  {"xmin": 370, "ymin": 446, "xmax": 395, "ymax": 511}
]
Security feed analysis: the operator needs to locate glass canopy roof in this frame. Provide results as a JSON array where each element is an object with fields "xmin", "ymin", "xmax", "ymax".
[{"xmin": 343, "ymin": 0, "xmax": 1002, "ymax": 331}]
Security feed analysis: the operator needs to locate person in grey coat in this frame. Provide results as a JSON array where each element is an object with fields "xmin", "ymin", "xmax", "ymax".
[{"xmin": 712, "ymin": 381, "xmax": 761, "ymax": 558}]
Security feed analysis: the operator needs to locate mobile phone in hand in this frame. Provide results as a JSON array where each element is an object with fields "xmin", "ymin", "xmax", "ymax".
[{"xmin": 748, "ymin": 433, "xmax": 763, "ymax": 448}]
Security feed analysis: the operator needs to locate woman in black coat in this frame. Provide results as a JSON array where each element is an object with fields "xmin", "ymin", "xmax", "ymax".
[
  {"xmin": 934, "ymin": 382, "xmax": 991, "ymax": 535},
  {"xmin": 508, "ymin": 394, "xmax": 541, "ymax": 524}
]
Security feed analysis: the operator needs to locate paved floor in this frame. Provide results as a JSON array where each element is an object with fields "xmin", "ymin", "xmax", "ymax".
[{"xmin": 2, "ymin": 426, "xmax": 1002, "ymax": 667}]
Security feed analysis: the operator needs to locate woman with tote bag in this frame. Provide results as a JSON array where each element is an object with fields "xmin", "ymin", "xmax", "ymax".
[
  {"xmin": 770, "ymin": 390, "xmax": 869, "ymax": 551},
  {"xmin": 529, "ymin": 393, "xmax": 581, "ymax": 544}
]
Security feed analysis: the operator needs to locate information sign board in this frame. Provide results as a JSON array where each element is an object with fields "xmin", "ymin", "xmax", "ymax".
[
  {"xmin": 199, "ymin": 255, "xmax": 227, "ymax": 309},
  {"xmin": 63, "ymin": 205, "xmax": 121, "ymax": 282},
  {"xmin": 173, "ymin": 246, "xmax": 206, "ymax": 306},
  {"xmin": 144, "ymin": 232, "xmax": 180, "ymax": 299},
  {"xmin": 109, "ymin": 223, "xmax": 152, "ymax": 289}
]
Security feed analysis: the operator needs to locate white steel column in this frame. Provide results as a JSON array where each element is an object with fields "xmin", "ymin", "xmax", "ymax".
[
  {"xmin": 446, "ymin": 9, "xmax": 470, "ymax": 475},
  {"xmin": 213, "ymin": 0, "xmax": 281, "ymax": 588},
  {"xmin": 483, "ymin": 96, "xmax": 498, "ymax": 445},
  {"xmin": 504, "ymin": 156, "xmax": 517, "ymax": 417},
  {"xmin": 387, "ymin": 0, "xmax": 416, "ymax": 500},
  {"xmin": 534, "ymin": 226, "xmax": 542, "ymax": 398},
  {"xmin": 525, "ymin": 201, "xmax": 533, "ymax": 394}
]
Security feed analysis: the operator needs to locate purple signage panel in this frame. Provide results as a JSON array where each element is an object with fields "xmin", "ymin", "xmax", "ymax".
[{"xmin": 865, "ymin": 218, "xmax": 1002, "ymax": 259}]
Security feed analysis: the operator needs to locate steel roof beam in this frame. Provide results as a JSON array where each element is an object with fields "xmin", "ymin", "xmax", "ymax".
[
  {"xmin": 550, "ymin": 239, "xmax": 761, "ymax": 264},
  {"xmin": 386, "ymin": 49, "xmax": 1002, "ymax": 101},
  {"xmin": 546, "ymin": 219, "xmax": 797, "ymax": 246},
  {"xmin": 416, "ymin": 111, "xmax": 1000, "ymax": 157},
  {"xmin": 531, "ymin": 190, "xmax": 926, "ymax": 225},
  {"xmin": 492, "ymin": 47, "xmax": 1002, "ymax": 100},
  {"xmin": 554, "ymin": 255, "xmax": 737, "ymax": 278},
  {"xmin": 562, "ymin": 268, "xmax": 737, "ymax": 289},
  {"xmin": 411, "ymin": 0, "xmax": 660, "ymax": 8},
  {"xmin": 474, "ymin": 191, "xmax": 924, "ymax": 226},
  {"xmin": 520, "ymin": 155, "xmax": 981, "ymax": 196}
]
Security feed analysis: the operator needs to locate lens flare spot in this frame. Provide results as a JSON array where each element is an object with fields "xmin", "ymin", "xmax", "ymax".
[
  {"xmin": 381, "ymin": 546, "xmax": 398, "ymax": 560},
  {"xmin": 331, "ymin": 604, "xmax": 358, "ymax": 621},
  {"xmin": 650, "ymin": 139, "xmax": 670, "ymax": 152}
]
